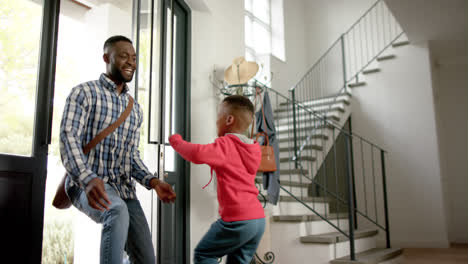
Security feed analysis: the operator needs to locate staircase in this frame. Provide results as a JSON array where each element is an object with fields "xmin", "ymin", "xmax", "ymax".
[{"xmin": 252, "ymin": 1, "xmax": 412, "ymax": 263}]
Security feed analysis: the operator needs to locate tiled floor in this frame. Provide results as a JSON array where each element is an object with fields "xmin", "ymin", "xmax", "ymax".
[{"xmin": 402, "ymin": 244, "xmax": 468, "ymax": 264}]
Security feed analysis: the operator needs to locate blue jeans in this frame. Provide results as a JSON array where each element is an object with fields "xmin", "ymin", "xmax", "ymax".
[
  {"xmin": 194, "ymin": 218, "xmax": 266, "ymax": 264},
  {"xmin": 72, "ymin": 184, "xmax": 155, "ymax": 264}
]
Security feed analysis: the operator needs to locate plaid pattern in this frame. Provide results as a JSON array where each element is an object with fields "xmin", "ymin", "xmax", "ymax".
[{"xmin": 60, "ymin": 74, "xmax": 156, "ymax": 199}]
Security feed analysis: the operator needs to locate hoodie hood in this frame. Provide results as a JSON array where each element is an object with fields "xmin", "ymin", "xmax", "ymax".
[{"xmin": 225, "ymin": 134, "xmax": 261, "ymax": 175}]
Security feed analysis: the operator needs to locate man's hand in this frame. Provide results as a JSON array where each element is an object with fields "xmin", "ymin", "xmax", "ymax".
[
  {"xmin": 85, "ymin": 178, "xmax": 111, "ymax": 211},
  {"xmin": 150, "ymin": 178, "xmax": 176, "ymax": 203}
]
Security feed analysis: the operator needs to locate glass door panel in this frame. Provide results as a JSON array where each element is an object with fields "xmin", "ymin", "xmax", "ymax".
[{"xmin": 0, "ymin": 0, "xmax": 43, "ymax": 156}]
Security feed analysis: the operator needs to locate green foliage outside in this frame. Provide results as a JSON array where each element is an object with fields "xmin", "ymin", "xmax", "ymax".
[
  {"xmin": 1, "ymin": 1, "xmax": 75, "ymax": 263},
  {"xmin": 0, "ymin": 0, "xmax": 42, "ymax": 155}
]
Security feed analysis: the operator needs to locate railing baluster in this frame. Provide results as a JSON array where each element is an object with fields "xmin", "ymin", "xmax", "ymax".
[
  {"xmin": 381, "ymin": 150, "xmax": 391, "ymax": 248},
  {"xmin": 322, "ymin": 116, "xmax": 328, "ymax": 219},
  {"xmin": 332, "ymin": 126, "xmax": 339, "ymax": 230},
  {"xmin": 345, "ymin": 133, "xmax": 356, "ymax": 261},
  {"xmin": 360, "ymin": 139, "xmax": 368, "ymax": 215},
  {"xmin": 291, "ymin": 90, "xmax": 298, "ymax": 169},
  {"xmin": 371, "ymin": 144, "xmax": 378, "ymax": 224}
]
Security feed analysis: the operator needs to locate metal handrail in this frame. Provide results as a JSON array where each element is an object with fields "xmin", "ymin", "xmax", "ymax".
[
  {"xmin": 264, "ymin": 83, "xmax": 387, "ymax": 152},
  {"xmin": 259, "ymin": 82, "xmax": 391, "ymax": 262}
]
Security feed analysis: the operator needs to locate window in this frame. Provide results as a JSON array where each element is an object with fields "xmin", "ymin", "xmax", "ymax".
[
  {"xmin": 244, "ymin": 0, "xmax": 272, "ymax": 60},
  {"xmin": 244, "ymin": 0, "xmax": 285, "ymax": 83}
]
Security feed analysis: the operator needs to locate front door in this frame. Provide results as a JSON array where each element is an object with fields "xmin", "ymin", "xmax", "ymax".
[
  {"xmin": 157, "ymin": 1, "xmax": 191, "ymax": 263},
  {"xmin": 135, "ymin": 0, "xmax": 191, "ymax": 263},
  {"xmin": 0, "ymin": 0, "xmax": 59, "ymax": 263}
]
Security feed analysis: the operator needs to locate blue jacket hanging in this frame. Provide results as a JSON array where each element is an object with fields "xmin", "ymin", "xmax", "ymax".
[{"xmin": 255, "ymin": 91, "xmax": 280, "ymax": 205}]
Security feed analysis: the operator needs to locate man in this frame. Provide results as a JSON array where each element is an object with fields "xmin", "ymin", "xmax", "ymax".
[{"xmin": 60, "ymin": 35, "xmax": 176, "ymax": 264}]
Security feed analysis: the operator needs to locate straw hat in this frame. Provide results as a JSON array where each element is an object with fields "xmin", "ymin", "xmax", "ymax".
[{"xmin": 224, "ymin": 56, "xmax": 259, "ymax": 85}]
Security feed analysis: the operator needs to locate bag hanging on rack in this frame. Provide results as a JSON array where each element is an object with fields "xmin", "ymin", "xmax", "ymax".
[
  {"xmin": 255, "ymin": 132, "xmax": 277, "ymax": 172},
  {"xmin": 251, "ymin": 88, "xmax": 277, "ymax": 173},
  {"xmin": 52, "ymin": 96, "xmax": 134, "ymax": 209}
]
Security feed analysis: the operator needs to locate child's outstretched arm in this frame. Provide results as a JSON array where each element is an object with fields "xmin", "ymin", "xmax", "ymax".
[{"xmin": 169, "ymin": 134, "xmax": 225, "ymax": 168}]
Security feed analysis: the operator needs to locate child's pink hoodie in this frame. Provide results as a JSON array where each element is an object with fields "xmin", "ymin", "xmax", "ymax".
[{"xmin": 169, "ymin": 133, "xmax": 265, "ymax": 222}]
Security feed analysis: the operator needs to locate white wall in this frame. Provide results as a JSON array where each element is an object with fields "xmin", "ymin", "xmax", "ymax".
[
  {"xmin": 271, "ymin": 0, "xmax": 308, "ymax": 94},
  {"xmin": 385, "ymin": 0, "xmax": 468, "ymax": 44},
  {"xmin": 430, "ymin": 40, "xmax": 468, "ymax": 243},
  {"xmin": 271, "ymin": 0, "xmax": 376, "ymax": 95},
  {"xmin": 350, "ymin": 42, "xmax": 449, "ymax": 248},
  {"xmin": 304, "ymin": 0, "xmax": 375, "ymax": 66},
  {"xmin": 189, "ymin": 0, "xmax": 245, "ymax": 262}
]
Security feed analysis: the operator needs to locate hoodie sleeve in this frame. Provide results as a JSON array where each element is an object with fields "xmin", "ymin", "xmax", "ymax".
[{"xmin": 169, "ymin": 134, "xmax": 226, "ymax": 168}]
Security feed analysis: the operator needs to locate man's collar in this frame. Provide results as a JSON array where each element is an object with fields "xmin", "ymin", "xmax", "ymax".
[{"xmin": 99, "ymin": 73, "xmax": 129, "ymax": 94}]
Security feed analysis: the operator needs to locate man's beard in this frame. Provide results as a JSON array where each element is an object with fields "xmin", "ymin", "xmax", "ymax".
[{"xmin": 110, "ymin": 64, "xmax": 133, "ymax": 83}]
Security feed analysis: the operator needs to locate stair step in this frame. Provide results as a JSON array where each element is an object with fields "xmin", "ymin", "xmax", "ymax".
[
  {"xmin": 275, "ymin": 106, "xmax": 346, "ymax": 120},
  {"xmin": 278, "ymin": 123, "xmax": 335, "ymax": 136},
  {"xmin": 392, "ymin": 40, "xmax": 410, "ymax": 48},
  {"xmin": 377, "ymin": 54, "xmax": 396, "ymax": 61},
  {"xmin": 277, "ymin": 114, "xmax": 340, "ymax": 124},
  {"xmin": 278, "ymin": 133, "xmax": 329, "ymax": 143},
  {"xmin": 362, "ymin": 68, "xmax": 381, "ymax": 75},
  {"xmin": 279, "ymin": 156, "xmax": 316, "ymax": 163},
  {"xmin": 279, "ymin": 91, "xmax": 352, "ymax": 107},
  {"xmin": 272, "ymin": 212, "xmax": 347, "ymax": 222},
  {"xmin": 279, "ymin": 143, "xmax": 323, "ymax": 153},
  {"xmin": 348, "ymin": 82, "xmax": 366, "ymax": 88},
  {"xmin": 330, "ymin": 248, "xmax": 403, "ymax": 264},
  {"xmin": 255, "ymin": 178, "xmax": 310, "ymax": 188},
  {"xmin": 300, "ymin": 229, "xmax": 378, "ymax": 244},
  {"xmin": 257, "ymin": 168, "xmax": 309, "ymax": 176},
  {"xmin": 275, "ymin": 104, "xmax": 347, "ymax": 114},
  {"xmin": 279, "ymin": 97, "xmax": 350, "ymax": 110}
]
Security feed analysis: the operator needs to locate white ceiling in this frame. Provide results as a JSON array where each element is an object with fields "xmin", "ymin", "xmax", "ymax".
[{"xmin": 385, "ymin": 0, "xmax": 468, "ymax": 43}]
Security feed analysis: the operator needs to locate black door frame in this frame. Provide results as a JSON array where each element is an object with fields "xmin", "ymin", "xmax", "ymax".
[
  {"xmin": 132, "ymin": 0, "xmax": 191, "ymax": 263},
  {"xmin": 0, "ymin": 0, "xmax": 60, "ymax": 263},
  {"xmin": 156, "ymin": 0, "xmax": 191, "ymax": 263}
]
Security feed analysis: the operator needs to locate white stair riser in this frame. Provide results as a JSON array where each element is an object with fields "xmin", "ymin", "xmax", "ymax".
[
  {"xmin": 335, "ymin": 235, "xmax": 377, "ymax": 259},
  {"xmin": 275, "ymin": 109, "xmax": 343, "ymax": 120},
  {"xmin": 278, "ymin": 138, "xmax": 325, "ymax": 149},
  {"xmin": 270, "ymin": 222, "xmax": 378, "ymax": 264},
  {"xmin": 279, "ymin": 96, "xmax": 350, "ymax": 110},
  {"xmin": 278, "ymin": 174, "xmax": 311, "ymax": 183},
  {"xmin": 278, "ymin": 185, "xmax": 309, "ymax": 197},
  {"xmin": 272, "ymin": 201, "xmax": 329, "ymax": 216},
  {"xmin": 299, "ymin": 219, "xmax": 350, "ymax": 236},
  {"xmin": 276, "ymin": 103, "xmax": 346, "ymax": 114},
  {"xmin": 276, "ymin": 113, "xmax": 340, "ymax": 125}
]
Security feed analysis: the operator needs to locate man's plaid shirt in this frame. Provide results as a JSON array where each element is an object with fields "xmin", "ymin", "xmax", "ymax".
[{"xmin": 60, "ymin": 73, "xmax": 156, "ymax": 200}]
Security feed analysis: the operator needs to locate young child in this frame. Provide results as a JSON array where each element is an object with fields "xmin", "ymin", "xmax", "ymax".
[{"xmin": 169, "ymin": 95, "xmax": 265, "ymax": 264}]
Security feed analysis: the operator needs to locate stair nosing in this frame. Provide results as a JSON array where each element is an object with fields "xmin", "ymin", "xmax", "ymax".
[
  {"xmin": 362, "ymin": 68, "xmax": 381, "ymax": 74},
  {"xmin": 300, "ymin": 229, "xmax": 378, "ymax": 244},
  {"xmin": 392, "ymin": 40, "xmax": 410, "ymax": 47},
  {"xmin": 377, "ymin": 54, "xmax": 396, "ymax": 61},
  {"xmin": 279, "ymin": 156, "xmax": 316, "ymax": 163},
  {"xmin": 275, "ymin": 105, "xmax": 346, "ymax": 114},
  {"xmin": 348, "ymin": 82, "xmax": 366, "ymax": 88},
  {"xmin": 272, "ymin": 212, "xmax": 347, "ymax": 222},
  {"xmin": 279, "ymin": 92, "xmax": 352, "ymax": 107},
  {"xmin": 278, "ymin": 98, "xmax": 351, "ymax": 110},
  {"xmin": 256, "ymin": 178, "xmax": 309, "ymax": 188},
  {"xmin": 330, "ymin": 248, "xmax": 403, "ymax": 264}
]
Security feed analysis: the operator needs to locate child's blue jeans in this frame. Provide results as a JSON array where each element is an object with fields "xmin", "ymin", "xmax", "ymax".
[{"xmin": 194, "ymin": 218, "xmax": 266, "ymax": 264}]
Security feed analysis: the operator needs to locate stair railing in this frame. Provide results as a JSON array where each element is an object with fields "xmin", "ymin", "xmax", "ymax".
[
  {"xmin": 260, "ymin": 83, "xmax": 391, "ymax": 262},
  {"xmin": 289, "ymin": 0, "xmax": 404, "ymax": 159}
]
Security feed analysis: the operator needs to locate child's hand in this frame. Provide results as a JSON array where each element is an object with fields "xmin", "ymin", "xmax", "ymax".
[{"xmin": 169, "ymin": 134, "xmax": 183, "ymax": 146}]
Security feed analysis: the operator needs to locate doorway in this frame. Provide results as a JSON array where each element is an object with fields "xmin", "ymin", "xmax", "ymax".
[{"xmin": 0, "ymin": 0, "xmax": 191, "ymax": 263}]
